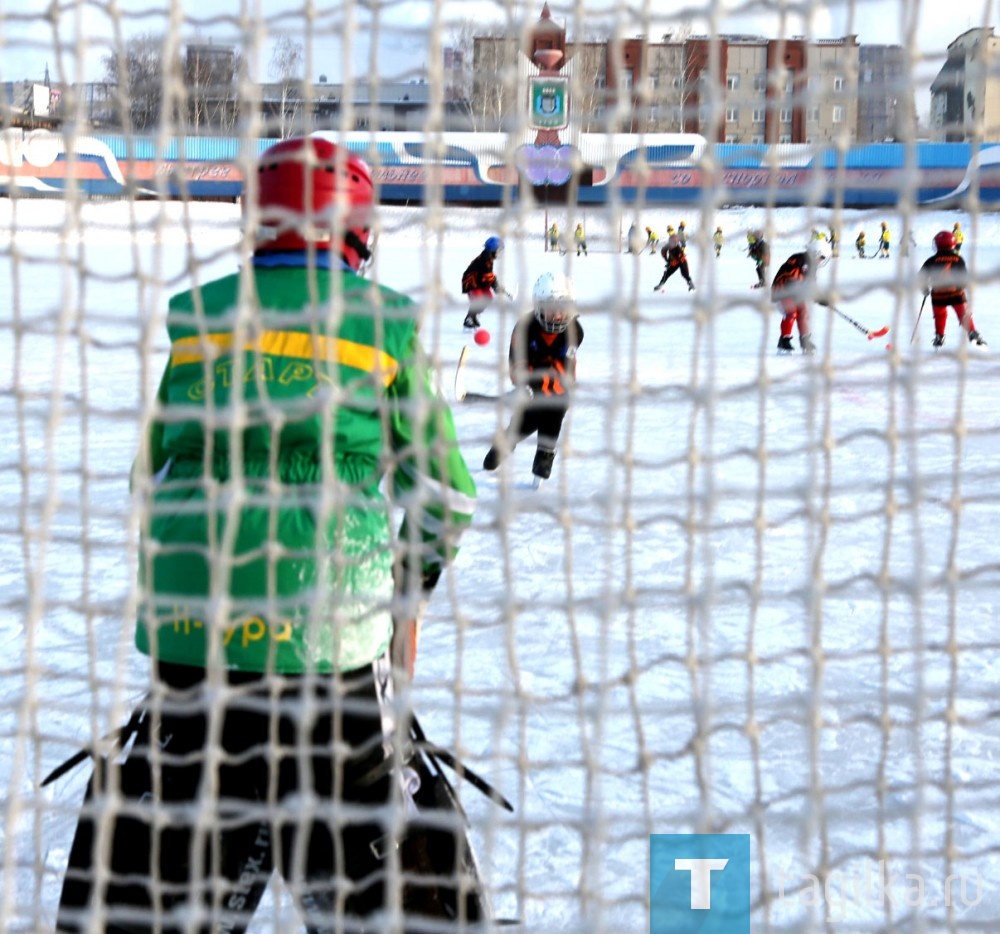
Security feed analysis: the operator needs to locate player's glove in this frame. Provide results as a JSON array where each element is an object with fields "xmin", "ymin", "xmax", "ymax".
[
  {"xmin": 391, "ymin": 560, "xmax": 438, "ymax": 686},
  {"xmin": 391, "ymin": 618, "xmax": 420, "ymax": 682}
]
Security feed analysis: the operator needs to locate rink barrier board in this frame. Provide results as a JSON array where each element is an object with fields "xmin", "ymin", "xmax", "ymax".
[{"xmin": 0, "ymin": 130, "xmax": 997, "ymax": 206}]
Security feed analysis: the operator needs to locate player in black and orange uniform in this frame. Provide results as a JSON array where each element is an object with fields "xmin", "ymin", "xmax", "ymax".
[
  {"xmin": 771, "ymin": 243, "xmax": 829, "ymax": 354},
  {"xmin": 918, "ymin": 230, "xmax": 986, "ymax": 347},
  {"xmin": 461, "ymin": 235, "xmax": 506, "ymax": 329},
  {"xmin": 483, "ymin": 272, "xmax": 584, "ymax": 483},
  {"xmin": 653, "ymin": 227, "xmax": 695, "ymax": 292}
]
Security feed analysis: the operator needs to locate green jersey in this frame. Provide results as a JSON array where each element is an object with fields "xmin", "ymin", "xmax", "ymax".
[{"xmin": 134, "ymin": 264, "xmax": 476, "ymax": 674}]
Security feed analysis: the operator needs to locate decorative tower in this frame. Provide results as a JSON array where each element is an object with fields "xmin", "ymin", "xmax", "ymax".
[
  {"xmin": 516, "ymin": 3, "xmax": 582, "ymax": 199},
  {"xmin": 527, "ymin": 5, "xmax": 569, "ymax": 146}
]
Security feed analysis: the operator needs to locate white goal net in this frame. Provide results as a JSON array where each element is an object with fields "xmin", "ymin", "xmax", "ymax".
[{"xmin": 2, "ymin": 1, "xmax": 999, "ymax": 932}]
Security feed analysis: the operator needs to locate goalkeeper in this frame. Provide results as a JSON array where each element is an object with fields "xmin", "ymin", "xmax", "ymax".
[{"xmin": 55, "ymin": 137, "xmax": 478, "ymax": 932}]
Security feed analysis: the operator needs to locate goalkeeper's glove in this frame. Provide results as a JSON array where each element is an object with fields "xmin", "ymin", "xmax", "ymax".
[
  {"xmin": 391, "ymin": 618, "xmax": 420, "ymax": 682},
  {"xmin": 391, "ymin": 559, "xmax": 438, "ymax": 684}
]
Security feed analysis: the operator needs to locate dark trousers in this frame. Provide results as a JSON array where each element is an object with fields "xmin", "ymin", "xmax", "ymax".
[
  {"xmin": 485, "ymin": 397, "xmax": 570, "ymax": 478},
  {"xmin": 56, "ymin": 660, "xmax": 393, "ymax": 934},
  {"xmin": 655, "ymin": 260, "xmax": 692, "ymax": 289},
  {"xmin": 507, "ymin": 399, "xmax": 569, "ymax": 450}
]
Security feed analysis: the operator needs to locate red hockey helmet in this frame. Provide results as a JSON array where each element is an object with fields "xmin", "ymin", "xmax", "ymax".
[
  {"xmin": 933, "ymin": 230, "xmax": 957, "ymax": 252},
  {"xmin": 252, "ymin": 136, "xmax": 375, "ymax": 270}
]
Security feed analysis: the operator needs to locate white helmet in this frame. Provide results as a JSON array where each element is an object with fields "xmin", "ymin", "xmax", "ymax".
[
  {"xmin": 808, "ymin": 242, "xmax": 830, "ymax": 269},
  {"xmin": 532, "ymin": 271, "xmax": 576, "ymax": 333}
]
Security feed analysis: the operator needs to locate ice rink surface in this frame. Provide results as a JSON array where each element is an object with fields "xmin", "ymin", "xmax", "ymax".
[{"xmin": 2, "ymin": 198, "xmax": 999, "ymax": 931}]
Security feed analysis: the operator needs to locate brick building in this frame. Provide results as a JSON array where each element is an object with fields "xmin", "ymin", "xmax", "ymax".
[{"xmin": 471, "ymin": 3, "xmax": 912, "ymax": 144}]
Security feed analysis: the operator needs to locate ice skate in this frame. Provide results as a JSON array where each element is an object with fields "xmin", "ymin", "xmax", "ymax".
[
  {"xmin": 932, "ymin": 333, "xmax": 945, "ymax": 348},
  {"xmin": 969, "ymin": 330, "xmax": 987, "ymax": 346},
  {"xmin": 800, "ymin": 334, "xmax": 817, "ymax": 354},
  {"xmin": 777, "ymin": 336, "xmax": 794, "ymax": 354},
  {"xmin": 483, "ymin": 446, "xmax": 503, "ymax": 471},
  {"xmin": 531, "ymin": 449, "xmax": 555, "ymax": 481}
]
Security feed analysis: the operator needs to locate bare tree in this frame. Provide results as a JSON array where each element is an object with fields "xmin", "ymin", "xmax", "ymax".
[
  {"xmin": 269, "ymin": 36, "xmax": 304, "ymax": 138},
  {"xmin": 444, "ymin": 18, "xmax": 478, "ymax": 120},
  {"xmin": 469, "ymin": 35, "xmax": 521, "ymax": 132},
  {"xmin": 185, "ymin": 45, "xmax": 245, "ymax": 133},
  {"xmin": 566, "ymin": 46, "xmax": 604, "ymax": 133},
  {"xmin": 567, "ymin": 24, "xmax": 697, "ymax": 133},
  {"xmin": 102, "ymin": 33, "xmax": 167, "ymax": 132},
  {"xmin": 217, "ymin": 52, "xmax": 246, "ymax": 133},
  {"xmin": 445, "ymin": 21, "xmax": 512, "ymax": 132},
  {"xmin": 645, "ymin": 26, "xmax": 697, "ymax": 133},
  {"xmin": 676, "ymin": 53, "xmax": 706, "ymax": 134},
  {"xmin": 567, "ymin": 27, "xmax": 608, "ymax": 133}
]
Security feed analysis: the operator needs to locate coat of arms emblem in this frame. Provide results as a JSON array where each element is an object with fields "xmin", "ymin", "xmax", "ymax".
[{"xmin": 529, "ymin": 77, "xmax": 568, "ymax": 130}]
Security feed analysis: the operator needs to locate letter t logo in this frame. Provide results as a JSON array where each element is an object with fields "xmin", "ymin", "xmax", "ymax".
[{"xmin": 674, "ymin": 858, "xmax": 730, "ymax": 909}]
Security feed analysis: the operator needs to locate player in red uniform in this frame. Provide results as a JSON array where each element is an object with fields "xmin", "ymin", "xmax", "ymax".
[
  {"xmin": 483, "ymin": 272, "xmax": 584, "ymax": 483},
  {"xmin": 771, "ymin": 243, "xmax": 829, "ymax": 354},
  {"xmin": 918, "ymin": 230, "xmax": 987, "ymax": 347}
]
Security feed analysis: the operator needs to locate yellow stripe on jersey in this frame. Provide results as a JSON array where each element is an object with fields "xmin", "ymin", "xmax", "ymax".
[{"xmin": 170, "ymin": 331, "xmax": 399, "ymax": 385}]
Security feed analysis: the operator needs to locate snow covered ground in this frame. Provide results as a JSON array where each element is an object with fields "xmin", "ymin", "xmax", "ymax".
[{"xmin": 2, "ymin": 196, "xmax": 999, "ymax": 931}]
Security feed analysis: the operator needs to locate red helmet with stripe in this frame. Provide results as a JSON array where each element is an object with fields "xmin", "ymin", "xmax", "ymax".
[{"xmin": 252, "ymin": 136, "xmax": 374, "ymax": 271}]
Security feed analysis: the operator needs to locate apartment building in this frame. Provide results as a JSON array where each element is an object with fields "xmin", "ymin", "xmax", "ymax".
[
  {"xmin": 473, "ymin": 4, "xmax": 907, "ymax": 145},
  {"xmin": 930, "ymin": 27, "xmax": 1000, "ymax": 141},
  {"xmin": 857, "ymin": 45, "xmax": 913, "ymax": 142}
]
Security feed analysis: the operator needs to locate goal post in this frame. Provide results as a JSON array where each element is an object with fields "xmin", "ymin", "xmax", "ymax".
[{"xmin": 2, "ymin": 3, "xmax": 1000, "ymax": 933}]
